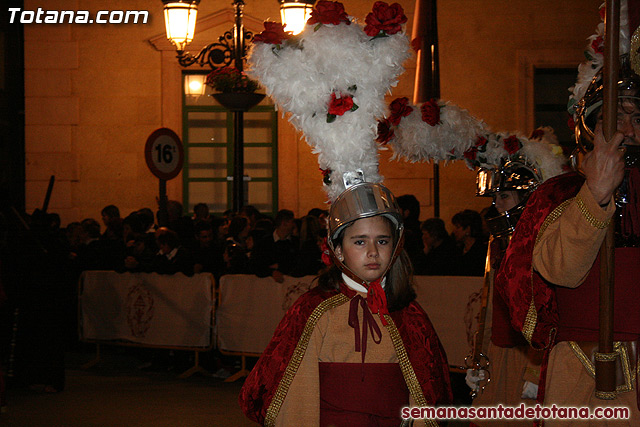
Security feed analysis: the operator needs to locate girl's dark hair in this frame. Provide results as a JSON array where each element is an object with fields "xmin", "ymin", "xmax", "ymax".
[{"xmin": 317, "ymin": 216, "xmax": 416, "ymax": 312}]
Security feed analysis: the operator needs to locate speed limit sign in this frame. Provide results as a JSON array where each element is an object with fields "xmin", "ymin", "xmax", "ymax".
[{"xmin": 144, "ymin": 128, "xmax": 184, "ymax": 180}]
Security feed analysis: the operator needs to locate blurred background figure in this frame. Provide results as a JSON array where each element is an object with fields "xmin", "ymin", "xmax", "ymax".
[{"xmin": 451, "ymin": 209, "xmax": 487, "ymax": 276}]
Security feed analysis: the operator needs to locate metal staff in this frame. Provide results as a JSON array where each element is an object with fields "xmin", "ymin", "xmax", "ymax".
[{"xmin": 595, "ymin": 0, "xmax": 619, "ymax": 400}]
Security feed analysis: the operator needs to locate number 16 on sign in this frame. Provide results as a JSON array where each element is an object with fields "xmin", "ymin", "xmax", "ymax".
[{"xmin": 145, "ymin": 128, "xmax": 184, "ymax": 227}]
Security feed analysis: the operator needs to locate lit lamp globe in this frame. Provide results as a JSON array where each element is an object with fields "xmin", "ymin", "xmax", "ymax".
[
  {"xmin": 163, "ymin": 0, "xmax": 199, "ymax": 53},
  {"xmin": 279, "ymin": 0, "xmax": 315, "ymax": 35}
]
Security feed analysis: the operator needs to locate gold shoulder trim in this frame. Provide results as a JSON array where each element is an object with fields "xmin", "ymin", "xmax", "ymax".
[
  {"xmin": 264, "ymin": 293, "xmax": 350, "ymax": 427},
  {"xmin": 385, "ymin": 314, "xmax": 439, "ymax": 427},
  {"xmin": 575, "ymin": 194, "xmax": 611, "ymax": 229}
]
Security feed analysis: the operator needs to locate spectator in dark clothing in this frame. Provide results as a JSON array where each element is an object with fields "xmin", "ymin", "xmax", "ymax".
[
  {"xmin": 191, "ymin": 221, "xmax": 224, "ymax": 279},
  {"xmin": 291, "ymin": 215, "xmax": 325, "ymax": 277},
  {"xmin": 151, "ymin": 227, "xmax": 194, "ymax": 276},
  {"xmin": 397, "ymin": 194, "xmax": 424, "ymax": 268},
  {"xmin": 249, "ymin": 209, "xmax": 299, "ymax": 282},
  {"xmin": 223, "ymin": 216, "xmax": 251, "ymax": 274},
  {"xmin": 192, "ymin": 203, "xmax": 211, "ymax": 224},
  {"xmin": 239, "ymin": 205, "xmax": 264, "ymax": 231},
  {"xmin": 451, "ymin": 209, "xmax": 487, "ymax": 276},
  {"xmin": 75, "ymin": 218, "xmax": 123, "ymax": 271},
  {"xmin": 137, "ymin": 207, "xmax": 157, "ymax": 235},
  {"xmin": 101, "ymin": 204, "xmax": 123, "ymax": 242},
  {"xmin": 121, "ymin": 213, "xmax": 156, "ymax": 273},
  {"xmin": 165, "ymin": 200, "xmax": 194, "ymax": 246},
  {"xmin": 413, "ymin": 218, "xmax": 458, "ymax": 275},
  {"xmin": 307, "ymin": 208, "xmax": 329, "ymax": 231}
]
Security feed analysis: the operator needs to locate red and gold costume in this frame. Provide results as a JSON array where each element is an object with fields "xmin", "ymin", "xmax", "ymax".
[
  {"xmin": 495, "ymin": 171, "xmax": 640, "ymax": 425},
  {"xmin": 239, "ymin": 280, "xmax": 452, "ymax": 426},
  {"xmin": 472, "ymin": 238, "xmax": 542, "ymax": 427}
]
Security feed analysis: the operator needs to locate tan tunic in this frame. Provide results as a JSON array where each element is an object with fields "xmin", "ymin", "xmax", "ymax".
[
  {"xmin": 532, "ymin": 183, "xmax": 638, "ymax": 425},
  {"xmin": 275, "ymin": 289, "xmax": 427, "ymax": 427}
]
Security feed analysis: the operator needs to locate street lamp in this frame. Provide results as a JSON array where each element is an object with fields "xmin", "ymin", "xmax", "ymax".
[
  {"xmin": 162, "ymin": 0, "xmax": 315, "ymax": 212},
  {"xmin": 279, "ymin": 0, "xmax": 315, "ymax": 35}
]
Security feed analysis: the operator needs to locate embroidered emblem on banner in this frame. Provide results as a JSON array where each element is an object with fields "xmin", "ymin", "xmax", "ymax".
[
  {"xmin": 126, "ymin": 281, "xmax": 154, "ymax": 338},
  {"xmin": 464, "ymin": 290, "xmax": 482, "ymax": 348},
  {"xmin": 282, "ymin": 281, "xmax": 312, "ymax": 311}
]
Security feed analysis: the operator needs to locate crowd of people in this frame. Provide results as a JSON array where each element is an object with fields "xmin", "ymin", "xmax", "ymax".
[{"xmin": 25, "ymin": 198, "xmax": 490, "ymax": 288}]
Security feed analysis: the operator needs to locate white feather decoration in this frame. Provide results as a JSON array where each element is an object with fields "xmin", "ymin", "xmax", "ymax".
[
  {"xmin": 568, "ymin": 0, "xmax": 629, "ymax": 116},
  {"xmin": 247, "ymin": 5, "xmax": 410, "ymax": 201},
  {"xmin": 383, "ymin": 99, "xmax": 567, "ymax": 182}
]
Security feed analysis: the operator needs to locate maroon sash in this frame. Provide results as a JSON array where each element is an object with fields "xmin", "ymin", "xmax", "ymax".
[
  {"xmin": 319, "ymin": 362, "xmax": 408, "ymax": 427},
  {"xmin": 556, "ymin": 247, "xmax": 640, "ymax": 342}
]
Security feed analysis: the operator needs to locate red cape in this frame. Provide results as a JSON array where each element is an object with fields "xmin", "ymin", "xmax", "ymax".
[
  {"xmin": 494, "ymin": 171, "xmax": 584, "ymax": 349},
  {"xmin": 238, "ymin": 283, "xmax": 452, "ymax": 425}
]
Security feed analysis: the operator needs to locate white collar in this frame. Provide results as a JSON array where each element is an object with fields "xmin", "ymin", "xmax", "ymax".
[
  {"xmin": 341, "ymin": 273, "xmax": 386, "ymax": 293},
  {"xmin": 157, "ymin": 247, "xmax": 179, "ymax": 260},
  {"xmin": 273, "ymin": 229, "xmax": 290, "ymax": 242}
]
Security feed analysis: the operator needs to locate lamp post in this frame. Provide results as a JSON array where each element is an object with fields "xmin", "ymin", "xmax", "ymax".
[{"xmin": 162, "ymin": 0, "xmax": 314, "ymax": 212}]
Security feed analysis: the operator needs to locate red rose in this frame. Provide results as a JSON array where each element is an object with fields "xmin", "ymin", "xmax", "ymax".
[
  {"xmin": 529, "ymin": 129, "xmax": 545, "ymax": 140},
  {"xmin": 388, "ymin": 97, "xmax": 413, "ymax": 125},
  {"xmin": 307, "ymin": 1, "xmax": 350, "ymax": 26},
  {"xmin": 463, "ymin": 146, "xmax": 478, "ymax": 161},
  {"xmin": 421, "ymin": 98, "xmax": 440, "ymax": 126},
  {"xmin": 591, "ymin": 36, "xmax": 604, "ymax": 54},
  {"xmin": 364, "ymin": 1, "xmax": 407, "ymax": 37},
  {"xmin": 376, "ymin": 119, "xmax": 395, "ymax": 145},
  {"xmin": 503, "ymin": 135, "xmax": 521, "ymax": 154},
  {"xmin": 328, "ymin": 92, "xmax": 354, "ymax": 115},
  {"xmin": 475, "ymin": 136, "xmax": 488, "ymax": 147},
  {"xmin": 599, "ymin": 6, "xmax": 605, "ymax": 21},
  {"xmin": 253, "ymin": 21, "xmax": 291, "ymax": 45}
]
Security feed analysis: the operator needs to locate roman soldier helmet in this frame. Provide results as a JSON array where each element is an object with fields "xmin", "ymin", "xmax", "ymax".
[
  {"xmin": 574, "ymin": 54, "xmax": 640, "ymax": 152},
  {"xmin": 474, "ymin": 127, "xmax": 565, "ymax": 238},
  {"xmin": 476, "ymin": 155, "xmax": 544, "ymax": 238},
  {"xmin": 326, "ymin": 174, "xmax": 405, "ymax": 283}
]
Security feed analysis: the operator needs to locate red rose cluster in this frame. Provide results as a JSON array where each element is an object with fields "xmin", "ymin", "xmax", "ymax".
[
  {"xmin": 307, "ymin": 1, "xmax": 350, "ymax": 26},
  {"xmin": 463, "ymin": 146, "xmax": 478, "ymax": 162},
  {"xmin": 364, "ymin": 1, "xmax": 407, "ymax": 37},
  {"xmin": 388, "ymin": 97, "xmax": 413, "ymax": 125},
  {"xmin": 328, "ymin": 93, "xmax": 354, "ymax": 115},
  {"xmin": 421, "ymin": 99, "xmax": 440, "ymax": 126},
  {"xmin": 503, "ymin": 135, "xmax": 521, "ymax": 154},
  {"xmin": 253, "ymin": 22, "xmax": 292, "ymax": 45},
  {"xmin": 529, "ymin": 129, "xmax": 545, "ymax": 140},
  {"xmin": 376, "ymin": 119, "xmax": 394, "ymax": 145},
  {"xmin": 591, "ymin": 35, "xmax": 604, "ymax": 55}
]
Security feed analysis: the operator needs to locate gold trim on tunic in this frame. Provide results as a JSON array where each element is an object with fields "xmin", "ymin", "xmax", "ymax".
[
  {"xmin": 568, "ymin": 341, "xmax": 637, "ymax": 394},
  {"xmin": 575, "ymin": 194, "xmax": 611, "ymax": 229},
  {"xmin": 264, "ymin": 293, "xmax": 350, "ymax": 427},
  {"xmin": 522, "ymin": 198, "xmax": 574, "ymax": 346},
  {"xmin": 384, "ymin": 314, "xmax": 439, "ymax": 427}
]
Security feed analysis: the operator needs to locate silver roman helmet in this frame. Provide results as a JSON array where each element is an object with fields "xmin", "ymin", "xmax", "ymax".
[
  {"xmin": 477, "ymin": 156, "xmax": 544, "ymax": 238},
  {"xmin": 327, "ymin": 177, "xmax": 405, "ymax": 282},
  {"xmin": 574, "ymin": 54, "xmax": 640, "ymax": 153}
]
